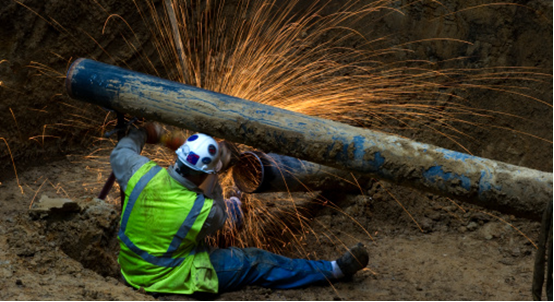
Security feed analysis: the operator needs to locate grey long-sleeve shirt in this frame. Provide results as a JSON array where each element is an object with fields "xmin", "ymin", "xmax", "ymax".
[{"xmin": 110, "ymin": 128, "xmax": 227, "ymax": 240}]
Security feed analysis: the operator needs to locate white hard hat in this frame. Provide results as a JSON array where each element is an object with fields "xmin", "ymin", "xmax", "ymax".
[{"xmin": 175, "ymin": 133, "xmax": 221, "ymax": 174}]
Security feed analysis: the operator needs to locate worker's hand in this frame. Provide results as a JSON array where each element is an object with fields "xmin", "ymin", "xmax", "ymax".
[
  {"xmin": 160, "ymin": 130, "xmax": 186, "ymax": 151},
  {"xmin": 225, "ymin": 196, "xmax": 243, "ymax": 228},
  {"xmin": 228, "ymin": 186, "xmax": 243, "ymax": 200},
  {"xmin": 142, "ymin": 122, "xmax": 164, "ymax": 144},
  {"xmin": 218, "ymin": 141, "xmax": 240, "ymax": 172}
]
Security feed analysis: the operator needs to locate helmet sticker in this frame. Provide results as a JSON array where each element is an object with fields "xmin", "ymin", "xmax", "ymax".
[
  {"xmin": 202, "ymin": 157, "xmax": 212, "ymax": 164},
  {"xmin": 208, "ymin": 144, "xmax": 217, "ymax": 155},
  {"xmin": 187, "ymin": 134, "xmax": 199, "ymax": 142},
  {"xmin": 186, "ymin": 152, "xmax": 200, "ymax": 165}
]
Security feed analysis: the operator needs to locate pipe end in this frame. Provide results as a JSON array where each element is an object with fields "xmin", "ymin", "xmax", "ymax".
[
  {"xmin": 232, "ymin": 151, "xmax": 265, "ymax": 193},
  {"xmin": 65, "ymin": 58, "xmax": 86, "ymax": 99}
]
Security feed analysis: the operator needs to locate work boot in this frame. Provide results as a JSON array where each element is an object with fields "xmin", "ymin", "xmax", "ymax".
[{"xmin": 336, "ymin": 243, "xmax": 369, "ymax": 276}]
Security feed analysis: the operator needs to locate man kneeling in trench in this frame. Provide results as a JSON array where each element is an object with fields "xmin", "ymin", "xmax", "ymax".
[{"xmin": 110, "ymin": 123, "xmax": 369, "ymax": 295}]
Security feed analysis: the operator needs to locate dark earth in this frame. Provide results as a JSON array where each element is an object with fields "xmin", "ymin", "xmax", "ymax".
[{"xmin": 0, "ymin": 0, "xmax": 552, "ymax": 300}]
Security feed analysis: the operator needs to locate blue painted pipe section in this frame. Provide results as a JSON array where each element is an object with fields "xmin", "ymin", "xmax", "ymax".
[
  {"xmin": 66, "ymin": 58, "xmax": 552, "ymax": 219},
  {"xmin": 232, "ymin": 151, "xmax": 373, "ymax": 193}
]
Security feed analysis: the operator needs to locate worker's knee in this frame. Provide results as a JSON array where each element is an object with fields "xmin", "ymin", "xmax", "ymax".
[
  {"xmin": 209, "ymin": 247, "xmax": 248, "ymax": 272},
  {"xmin": 242, "ymin": 248, "xmax": 289, "ymax": 269}
]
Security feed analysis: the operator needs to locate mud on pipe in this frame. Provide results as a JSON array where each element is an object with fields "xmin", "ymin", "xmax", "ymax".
[{"xmin": 65, "ymin": 58, "xmax": 552, "ymax": 220}]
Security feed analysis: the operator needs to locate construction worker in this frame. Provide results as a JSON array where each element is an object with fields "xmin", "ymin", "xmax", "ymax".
[{"xmin": 110, "ymin": 123, "xmax": 369, "ymax": 295}]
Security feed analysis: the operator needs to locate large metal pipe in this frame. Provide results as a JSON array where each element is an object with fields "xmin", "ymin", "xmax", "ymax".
[
  {"xmin": 66, "ymin": 58, "xmax": 552, "ymax": 220},
  {"xmin": 232, "ymin": 151, "xmax": 373, "ymax": 193}
]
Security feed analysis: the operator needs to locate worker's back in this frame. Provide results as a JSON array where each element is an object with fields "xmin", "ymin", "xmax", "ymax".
[{"xmin": 118, "ymin": 161, "xmax": 219, "ymax": 294}]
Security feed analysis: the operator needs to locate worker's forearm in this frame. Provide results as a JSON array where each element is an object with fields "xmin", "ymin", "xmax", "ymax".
[
  {"xmin": 200, "ymin": 174, "xmax": 219, "ymax": 199},
  {"xmin": 197, "ymin": 174, "xmax": 227, "ymax": 238},
  {"xmin": 115, "ymin": 128, "xmax": 147, "ymax": 153},
  {"xmin": 110, "ymin": 128, "xmax": 150, "ymax": 192},
  {"xmin": 197, "ymin": 196, "xmax": 227, "ymax": 239}
]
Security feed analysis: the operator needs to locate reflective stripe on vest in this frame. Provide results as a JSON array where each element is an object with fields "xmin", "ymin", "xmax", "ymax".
[{"xmin": 118, "ymin": 165, "xmax": 206, "ymax": 268}]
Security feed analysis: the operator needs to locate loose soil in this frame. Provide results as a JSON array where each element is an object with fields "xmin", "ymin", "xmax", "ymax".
[
  {"xmin": 0, "ymin": 0, "xmax": 552, "ymax": 300},
  {"xmin": 0, "ymin": 152, "xmax": 545, "ymax": 300}
]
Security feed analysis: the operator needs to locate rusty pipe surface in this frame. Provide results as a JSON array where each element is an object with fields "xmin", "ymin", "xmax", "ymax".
[
  {"xmin": 66, "ymin": 58, "xmax": 552, "ymax": 220},
  {"xmin": 232, "ymin": 151, "xmax": 373, "ymax": 193}
]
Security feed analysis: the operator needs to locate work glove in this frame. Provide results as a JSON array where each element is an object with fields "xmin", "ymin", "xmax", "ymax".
[
  {"xmin": 225, "ymin": 196, "xmax": 243, "ymax": 228},
  {"xmin": 143, "ymin": 123, "xmax": 187, "ymax": 150},
  {"xmin": 227, "ymin": 186, "xmax": 243, "ymax": 200},
  {"xmin": 160, "ymin": 130, "xmax": 187, "ymax": 151},
  {"xmin": 142, "ymin": 122, "xmax": 165, "ymax": 144}
]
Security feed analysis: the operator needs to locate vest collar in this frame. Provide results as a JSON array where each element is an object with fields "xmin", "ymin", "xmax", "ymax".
[{"xmin": 167, "ymin": 164, "xmax": 204, "ymax": 194}]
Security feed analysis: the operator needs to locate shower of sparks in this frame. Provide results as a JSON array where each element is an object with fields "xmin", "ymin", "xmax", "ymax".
[
  {"xmin": 112, "ymin": 0, "xmax": 550, "ymax": 253},
  {"xmin": 8, "ymin": 0, "xmax": 552, "ymax": 255}
]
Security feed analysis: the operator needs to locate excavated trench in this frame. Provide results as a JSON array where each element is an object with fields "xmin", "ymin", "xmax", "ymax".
[
  {"xmin": 1, "ymin": 0, "xmax": 552, "ymax": 300},
  {"xmin": 8, "ymin": 197, "xmax": 122, "ymax": 278}
]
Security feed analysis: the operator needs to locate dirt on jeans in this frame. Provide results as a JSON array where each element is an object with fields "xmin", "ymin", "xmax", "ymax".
[{"xmin": 0, "ymin": 0, "xmax": 552, "ymax": 300}]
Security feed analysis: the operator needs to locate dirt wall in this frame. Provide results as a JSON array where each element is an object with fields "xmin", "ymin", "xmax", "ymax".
[
  {"xmin": 0, "ymin": 1, "xmax": 552, "ymax": 300},
  {"xmin": 1, "ymin": 0, "xmax": 552, "ymax": 177},
  {"xmin": 0, "ymin": 0, "xmax": 162, "ymax": 178}
]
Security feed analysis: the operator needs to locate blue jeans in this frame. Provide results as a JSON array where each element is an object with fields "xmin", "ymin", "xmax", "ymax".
[{"xmin": 209, "ymin": 247, "xmax": 335, "ymax": 292}]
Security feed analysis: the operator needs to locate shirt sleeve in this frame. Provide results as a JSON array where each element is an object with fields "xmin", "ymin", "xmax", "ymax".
[
  {"xmin": 197, "ymin": 181, "xmax": 228, "ymax": 240},
  {"xmin": 109, "ymin": 128, "xmax": 150, "ymax": 192}
]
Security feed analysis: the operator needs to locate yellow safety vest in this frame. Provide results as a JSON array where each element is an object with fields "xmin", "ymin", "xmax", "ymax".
[{"xmin": 118, "ymin": 161, "xmax": 218, "ymax": 294}]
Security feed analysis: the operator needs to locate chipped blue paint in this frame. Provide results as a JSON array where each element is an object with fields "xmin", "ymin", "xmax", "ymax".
[
  {"xmin": 423, "ymin": 165, "xmax": 471, "ymax": 191},
  {"xmin": 368, "ymin": 152, "xmax": 385, "ymax": 173},
  {"xmin": 439, "ymin": 148, "xmax": 475, "ymax": 162},
  {"xmin": 255, "ymin": 110, "xmax": 275, "ymax": 116},
  {"xmin": 478, "ymin": 169, "xmax": 502, "ymax": 199},
  {"xmin": 352, "ymin": 135, "xmax": 366, "ymax": 161},
  {"xmin": 326, "ymin": 134, "xmax": 369, "ymax": 164},
  {"xmin": 325, "ymin": 141, "xmax": 337, "ymax": 157},
  {"xmin": 70, "ymin": 58, "xmax": 325, "ymax": 125},
  {"xmin": 67, "ymin": 58, "xmax": 552, "ymax": 219}
]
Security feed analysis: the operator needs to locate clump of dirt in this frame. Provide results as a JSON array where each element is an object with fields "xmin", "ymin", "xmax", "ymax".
[
  {"xmin": 0, "ymin": 0, "xmax": 552, "ymax": 300},
  {"xmin": 0, "ymin": 156, "xmax": 547, "ymax": 300},
  {"xmin": 0, "ymin": 192, "xmax": 155, "ymax": 300},
  {"xmin": 9, "ymin": 196, "xmax": 121, "ymax": 278}
]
